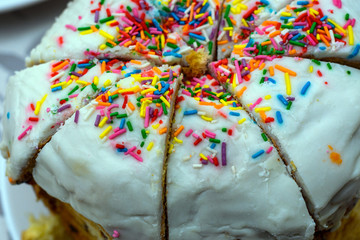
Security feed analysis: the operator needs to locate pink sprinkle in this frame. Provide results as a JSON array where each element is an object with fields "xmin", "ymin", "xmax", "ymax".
[
  {"xmin": 207, "ymin": 155, "xmax": 214, "ymax": 164},
  {"xmin": 306, "ymin": 35, "xmax": 316, "ymax": 46},
  {"xmin": 129, "ymin": 152, "xmax": 143, "ymax": 162},
  {"xmin": 121, "ymin": 17, "xmax": 133, "ymax": 25},
  {"xmin": 113, "ymin": 231, "xmax": 120, "ymax": 238},
  {"xmin": 332, "ymin": 0, "xmax": 342, "ymax": 8},
  {"xmin": 96, "ymin": 106, "xmax": 106, "ymax": 110},
  {"xmin": 343, "ymin": 19, "xmax": 352, "ymax": 29},
  {"xmin": 192, "ymin": 133, "xmax": 200, "ymax": 139},
  {"xmin": 185, "ymin": 129, "xmax": 193, "ymax": 137},
  {"xmin": 235, "ymin": 60, "xmax": 243, "ymax": 84},
  {"xmin": 249, "ymin": 98, "xmax": 263, "ymax": 111},
  {"xmin": 69, "ymin": 94, "xmax": 79, "ymax": 98},
  {"xmin": 46, "ymin": 108, "xmax": 50, "ymax": 112},
  {"xmin": 109, "ymin": 129, "xmax": 126, "ymax": 140},
  {"xmin": 204, "ymin": 130, "xmax": 216, "ymax": 138},
  {"xmin": 255, "ymin": 27, "xmax": 264, "ymax": 35},
  {"xmin": 18, "ymin": 125, "xmax": 33, "ymax": 140},
  {"xmin": 124, "ymin": 146, "xmax": 136, "ymax": 155},
  {"xmin": 144, "ymin": 106, "xmax": 150, "ymax": 128},
  {"xmin": 100, "ymin": 109, "xmax": 105, "ymax": 116},
  {"xmin": 108, "ymin": 104, "xmax": 119, "ymax": 112},
  {"xmin": 270, "ymin": 38, "xmax": 279, "ymax": 50},
  {"xmin": 65, "ymin": 24, "xmax": 77, "ymax": 32},
  {"xmin": 119, "ymin": 39, "xmax": 131, "ymax": 46},
  {"xmin": 266, "ymin": 146, "xmax": 273, "ymax": 154}
]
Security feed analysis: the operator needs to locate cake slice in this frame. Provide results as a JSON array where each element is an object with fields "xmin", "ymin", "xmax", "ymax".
[
  {"xmin": 32, "ymin": 65, "xmax": 182, "ymax": 239},
  {"xmin": 231, "ymin": 0, "xmax": 360, "ymax": 68},
  {"xmin": 0, "ymin": 59, "xmax": 160, "ymax": 183},
  {"xmin": 26, "ymin": 0, "xmax": 196, "ymax": 67},
  {"xmin": 158, "ymin": 0, "xmax": 221, "ymax": 61},
  {"xmin": 217, "ymin": 0, "xmax": 293, "ymax": 59},
  {"xmin": 210, "ymin": 56, "xmax": 360, "ymax": 230},
  {"xmin": 167, "ymin": 74, "xmax": 315, "ymax": 239}
]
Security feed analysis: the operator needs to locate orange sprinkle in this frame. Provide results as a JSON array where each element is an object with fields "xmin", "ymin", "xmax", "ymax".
[
  {"xmin": 330, "ymin": 152, "xmax": 342, "ymax": 165},
  {"xmin": 174, "ymin": 125, "xmax": 184, "ymax": 137},
  {"xmin": 319, "ymin": 34, "xmax": 330, "ymax": 47},
  {"xmin": 52, "ymin": 60, "xmax": 69, "ymax": 72},
  {"xmin": 328, "ymin": 145, "xmax": 334, "ymax": 150},
  {"xmin": 259, "ymin": 111, "xmax": 267, "ymax": 122},
  {"xmin": 124, "ymin": 40, "xmax": 132, "ymax": 47},
  {"xmin": 269, "ymin": 66, "xmax": 274, "ymax": 76},
  {"xmin": 230, "ymin": 18, "xmax": 236, "ymax": 25},
  {"xmin": 217, "ymin": 40, "xmax": 229, "ymax": 45},
  {"xmin": 91, "ymin": 25, "xmax": 98, "ymax": 32},
  {"xmin": 236, "ymin": 86, "xmax": 247, "ymax": 98},
  {"xmin": 130, "ymin": 60, "xmax": 142, "ymax": 65},
  {"xmin": 153, "ymin": 67, "xmax": 162, "ymax": 75},
  {"xmin": 107, "ymin": 39, "xmax": 117, "ymax": 46},
  {"xmin": 189, "ymin": 2, "xmax": 195, "ymax": 22},
  {"xmin": 261, "ymin": 41, "xmax": 272, "ymax": 46},
  {"xmin": 140, "ymin": 30, "xmax": 145, "ymax": 40},
  {"xmin": 167, "ymin": 38, "xmax": 177, "ymax": 44},
  {"xmin": 97, "ymin": 102, "xmax": 111, "ymax": 106},
  {"xmin": 275, "ymin": 64, "xmax": 297, "ymax": 76},
  {"xmin": 269, "ymin": 30, "xmax": 281, "ymax": 38},
  {"xmin": 289, "ymin": 49, "xmax": 297, "ymax": 55},
  {"xmin": 324, "ymin": 26, "xmax": 330, "ymax": 39},
  {"xmin": 101, "ymin": 61, "xmax": 106, "ymax": 74},
  {"xmin": 128, "ymin": 102, "xmax": 135, "ymax": 111},
  {"xmin": 259, "ymin": 62, "xmax": 266, "ymax": 70},
  {"xmin": 159, "ymin": 127, "xmax": 168, "ymax": 135},
  {"xmin": 217, "ymin": 110, "xmax": 227, "ymax": 118},
  {"xmin": 8, "ymin": 177, "xmax": 15, "ymax": 184}
]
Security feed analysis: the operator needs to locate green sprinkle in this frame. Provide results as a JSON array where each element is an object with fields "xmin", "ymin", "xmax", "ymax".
[
  {"xmin": 345, "ymin": 13, "xmax": 350, "ymax": 20},
  {"xmin": 286, "ymin": 101, "xmax": 293, "ymax": 110},
  {"xmin": 334, "ymin": 34, "xmax": 342, "ymax": 39},
  {"xmin": 222, "ymin": 128, "xmax": 227, "ymax": 132},
  {"xmin": 261, "ymin": 133, "xmax": 268, "ymax": 141},
  {"xmin": 110, "ymin": 112, "xmax": 118, "ymax": 117},
  {"xmin": 80, "ymin": 86, "xmax": 87, "ymax": 91},
  {"xmin": 288, "ymin": 40, "xmax": 305, "ymax": 47},
  {"xmin": 105, "ymin": 42, "xmax": 114, "ymax": 48},
  {"xmin": 294, "ymin": 7, "xmax": 307, "ymax": 12},
  {"xmin": 275, "ymin": 50, "xmax": 285, "ymax": 54},
  {"xmin": 117, "ymin": 113, "xmax": 128, "ymax": 119},
  {"xmin": 188, "ymin": 38, "xmax": 195, "ymax": 45},
  {"xmin": 137, "ymin": 96, "xmax": 144, "ymax": 102},
  {"xmin": 204, "ymin": 90, "xmax": 216, "ymax": 96},
  {"xmin": 327, "ymin": 63, "xmax": 332, "ymax": 70},
  {"xmin": 347, "ymin": 70, "xmax": 351, "ymax": 75},
  {"xmin": 68, "ymin": 85, "xmax": 79, "ymax": 95},
  {"xmin": 136, "ymin": 102, "xmax": 141, "ymax": 107},
  {"xmin": 260, "ymin": 77, "xmax": 265, "ymax": 84},
  {"xmin": 162, "ymin": 102, "xmax": 168, "ymax": 115},
  {"xmin": 208, "ymin": 41, "xmax": 213, "ymax": 55},
  {"xmin": 127, "ymin": 121, "xmax": 133, "ymax": 131},
  {"xmin": 69, "ymin": 63, "xmax": 76, "ymax": 74},
  {"xmin": 144, "ymin": 31, "xmax": 152, "ymax": 39},
  {"xmin": 140, "ymin": 141, "xmax": 145, "ymax": 147},
  {"xmin": 281, "ymin": 24, "xmax": 294, "ymax": 29},
  {"xmin": 91, "ymin": 83, "xmax": 98, "ymax": 92},
  {"xmin": 126, "ymin": 6, "xmax": 132, "ymax": 12},
  {"xmin": 167, "ymin": 42, "xmax": 178, "ymax": 49},
  {"xmin": 310, "ymin": 22, "xmax": 317, "ymax": 33},
  {"xmin": 147, "ymin": 45, "xmax": 158, "ymax": 50},
  {"xmin": 311, "ymin": 59, "xmax": 321, "ymax": 65},
  {"xmin": 100, "ymin": 0, "xmax": 105, "ymax": 4},
  {"xmin": 78, "ymin": 26, "xmax": 91, "ymax": 31},
  {"xmin": 224, "ymin": 5, "xmax": 231, "ymax": 18},
  {"xmin": 209, "ymin": 138, "xmax": 221, "ymax": 143},
  {"xmin": 162, "ymin": 6, "xmax": 171, "ymax": 12},
  {"xmin": 262, "ymin": 69, "xmax": 267, "ymax": 75},
  {"xmin": 111, "ymin": 94, "xmax": 119, "ymax": 100},
  {"xmin": 225, "ymin": 17, "xmax": 233, "ymax": 28},
  {"xmin": 141, "ymin": 129, "xmax": 147, "ymax": 139},
  {"xmin": 160, "ymin": 77, "xmax": 169, "ymax": 81},
  {"xmin": 59, "ymin": 98, "xmax": 68, "ymax": 102}
]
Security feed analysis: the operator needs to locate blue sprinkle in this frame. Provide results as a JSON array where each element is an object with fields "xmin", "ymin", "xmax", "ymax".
[
  {"xmin": 108, "ymin": 96, "xmax": 113, "ymax": 103},
  {"xmin": 199, "ymin": 3, "xmax": 209, "ymax": 13},
  {"xmin": 276, "ymin": 111, "xmax": 283, "ymax": 124},
  {"xmin": 297, "ymin": 1, "xmax": 309, "ymax": 5},
  {"xmin": 184, "ymin": 109, "xmax": 198, "ymax": 115},
  {"xmin": 300, "ymin": 81, "xmax": 311, "ymax": 95},
  {"xmin": 291, "ymin": 33, "xmax": 301, "ymax": 41},
  {"xmin": 189, "ymin": 20, "xmax": 196, "ymax": 26},
  {"xmin": 252, "ymin": 150, "xmax": 265, "ymax": 159},
  {"xmin": 327, "ymin": 22, "xmax": 335, "ymax": 29},
  {"xmin": 172, "ymin": 53, "xmax": 183, "ymax": 58},
  {"xmin": 117, "ymin": 148, "xmax": 128, "ymax": 152},
  {"xmin": 170, "ymin": 12, "xmax": 180, "ymax": 22},
  {"xmin": 51, "ymin": 86, "xmax": 62, "ymax": 92},
  {"xmin": 294, "ymin": 25, "xmax": 305, "ymax": 29},
  {"xmin": 319, "ymin": 46, "xmax": 326, "ymax": 51},
  {"xmin": 267, "ymin": 78, "xmax": 276, "ymax": 84},
  {"xmin": 152, "ymin": 19, "xmax": 163, "ymax": 32},
  {"xmin": 348, "ymin": 44, "xmax": 360, "ymax": 59},
  {"xmin": 178, "ymin": 7, "xmax": 186, "ymax": 12},
  {"xmin": 245, "ymin": 38, "xmax": 254, "ymax": 48},
  {"xmin": 189, "ymin": 32, "xmax": 206, "ymax": 41},
  {"xmin": 260, "ymin": 0, "xmax": 269, "ymax": 5},
  {"xmin": 163, "ymin": 51, "xmax": 172, "ymax": 56},
  {"xmin": 179, "ymin": 21, "xmax": 186, "ymax": 25},
  {"xmin": 277, "ymin": 94, "xmax": 289, "ymax": 106},
  {"xmin": 101, "ymin": 87, "xmax": 106, "ymax": 92},
  {"xmin": 77, "ymin": 63, "xmax": 91, "ymax": 68},
  {"xmin": 320, "ymin": 16, "xmax": 328, "ymax": 21},
  {"xmin": 7, "ymin": 112, "xmax": 10, "ymax": 119},
  {"xmin": 232, "ymin": 102, "xmax": 237, "ymax": 107},
  {"xmin": 229, "ymin": 111, "xmax": 240, "ymax": 116},
  {"xmin": 210, "ymin": 143, "xmax": 216, "ymax": 149},
  {"xmin": 172, "ymin": 47, "xmax": 180, "ymax": 52},
  {"xmin": 120, "ymin": 118, "xmax": 125, "ymax": 129},
  {"xmin": 99, "ymin": 59, "xmax": 109, "ymax": 63}
]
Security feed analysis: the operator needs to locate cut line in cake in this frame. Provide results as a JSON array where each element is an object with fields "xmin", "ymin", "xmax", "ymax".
[{"xmin": 209, "ymin": 56, "xmax": 360, "ymax": 230}]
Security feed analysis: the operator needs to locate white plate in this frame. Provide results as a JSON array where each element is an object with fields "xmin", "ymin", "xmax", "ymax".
[
  {"xmin": 0, "ymin": 159, "xmax": 49, "ymax": 240},
  {"xmin": 0, "ymin": 0, "xmax": 45, "ymax": 14}
]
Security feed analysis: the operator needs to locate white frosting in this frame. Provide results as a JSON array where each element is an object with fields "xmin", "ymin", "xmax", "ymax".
[
  {"xmin": 33, "ymin": 65, "xmax": 181, "ymax": 239},
  {"xmin": 232, "ymin": 0, "xmax": 360, "ymax": 61},
  {"xmin": 26, "ymin": 0, "xmax": 196, "ymax": 67},
  {"xmin": 167, "ymin": 76, "xmax": 315, "ymax": 239},
  {"xmin": 0, "ymin": 59, "xmax": 158, "ymax": 182},
  {"xmin": 211, "ymin": 56, "xmax": 360, "ymax": 229},
  {"xmin": 217, "ymin": 0, "xmax": 291, "ymax": 59}
]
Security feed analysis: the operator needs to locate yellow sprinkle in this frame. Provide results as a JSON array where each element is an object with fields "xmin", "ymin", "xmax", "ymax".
[
  {"xmin": 281, "ymin": 12, "xmax": 292, "ymax": 17},
  {"xmin": 208, "ymin": 16, "xmax": 213, "ymax": 25},
  {"xmin": 50, "ymin": 82, "xmax": 67, "ymax": 89},
  {"xmin": 216, "ymin": 92, "xmax": 223, "ymax": 98},
  {"xmin": 117, "ymin": 86, "xmax": 141, "ymax": 93},
  {"xmin": 202, "ymin": 0, "xmax": 207, "ymax": 6},
  {"xmin": 264, "ymin": 95, "xmax": 272, "ymax": 100},
  {"xmin": 141, "ymin": 88, "xmax": 157, "ymax": 95},
  {"xmin": 98, "ymin": 116, "xmax": 108, "ymax": 128},
  {"xmin": 79, "ymin": 29, "xmax": 93, "ymax": 35},
  {"xmin": 234, "ymin": 44, "xmax": 246, "ymax": 50},
  {"xmin": 93, "ymin": 76, "xmax": 99, "ymax": 85},
  {"xmin": 284, "ymin": 72, "xmax": 291, "ymax": 95},
  {"xmin": 147, "ymin": 142, "xmax": 154, "ymax": 151},
  {"xmin": 200, "ymin": 153, "xmax": 208, "ymax": 160},
  {"xmin": 309, "ymin": 65, "xmax": 313, "ymax": 73},
  {"xmin": 152, "ymin": 123, "xmax": 160, "ymax": 130},
  {"xmin": 65, "ymin": 80, "xmax": 73, "ymax": 88},
  {"xmin": 241, "ymin": 18, "xmax": 249, "ymax": 28},
  {"xmin": 238, "ymin": 118, "xmax": 246, "ymax": 124},
  {"xmin": 195, "ymin": 13, "xmax": 205, "ymax": 19},
  {"xmin": 232, "ymin": 73, "xmax": 237, "ymax": 89},
  {"xmin": 168, "ymin": 143, "xmax": 174, "ymax": 153},
  {"xmin": 173, "ymin": 137, "xmax": 183, "ymax": 144},
  {"xmin": 160, "ymin": 96, "xmax": 170, "ymax": 108},
  {"xmin": 348, "ymin": 25, "xmax": 354, "ymax": 45},
  {"xmin": 220, "ymin": 99, "xmax": 227, "ymax": 105},
  {"xmin": 151, "ymin": 75, "xmax": 159, "ymax": 86},
  {"xmin": 223, "ymin": 27, "xmax": 234, "ymax": 31},
  {"xmin": 309, "ymin": 8, "xmax": 319, "ymax": 15},
  {"xmin": 161, "ymin": 34, "xmax": 165, "ymax": 49},
  {"xmin": 328, "ymin": 19, "xmax": 346, "ymax": 34},
  {"xmin": 99, "ymin": 126, "xmax": 112, "ymax": 139},
  {"xmin": 99, "ymin": 44, "xmax": 107, "ymax": 50},
  {"xmin": 229, "ymin": 106, "xmax": 243, "ymax": 110},
  {"xmin": 99, "ymin": 30, "xmax": 115, "ymax": 40},
  {"xmin": 254, "ymin": 107, "xmax": 271, "ymax": 112},
  {"xmin": 104, "ymin": 79, "xmax": 112, "ymax": 87},
  {"xmin": 34, "ymin": 94, "xmax": 48, "ymax": 115},
  {"xmin": 75, "ymin": 80, "xmax": 89, "ymax": 85},
  {"xmin": 201, "ymin": 115, "xmax": 213, "ymax": 121}
]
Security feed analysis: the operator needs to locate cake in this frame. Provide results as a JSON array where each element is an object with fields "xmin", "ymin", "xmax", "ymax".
[{"xmin": 1, "ymin": 0, "xmax": 360, "ymax": 239}]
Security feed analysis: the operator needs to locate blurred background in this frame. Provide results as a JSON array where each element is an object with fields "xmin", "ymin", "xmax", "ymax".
[{"xmin": 0, "ymin": 1, "xmax": 69, "ymax": 239}]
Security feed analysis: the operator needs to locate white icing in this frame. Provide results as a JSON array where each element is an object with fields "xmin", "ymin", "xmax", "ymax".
[
  {"xmin": 33, "ymin": 65, "xmax": 181, "ymax": 239},
  {"xmin": 167, "ymin": 76, "xmax": 315, "ymax": 239},
  {"xmin": 212, "ymin": 57, "xmax": 360, "ymax": 229}
]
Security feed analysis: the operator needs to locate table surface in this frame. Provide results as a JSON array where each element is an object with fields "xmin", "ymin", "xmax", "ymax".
[{"xmin": 0, "ymin": 0, "xmax": 70, "ymax": 239}]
